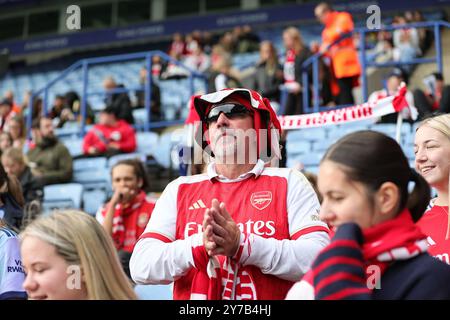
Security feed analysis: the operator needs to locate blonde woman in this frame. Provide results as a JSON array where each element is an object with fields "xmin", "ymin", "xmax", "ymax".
[
  {"xmin": 20, "ymin": 210, "xmax": 137, "ymax": 300},
  {"xmin": 415, "ymin": 113, "xmax": 450, "ymax": 264},
  {"xmin": 282, "ymin": 27, "xmax": 311, "ymax": 115}
]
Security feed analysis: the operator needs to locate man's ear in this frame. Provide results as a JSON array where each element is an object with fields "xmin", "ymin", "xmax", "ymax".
[{"xmin": 375, "ymin": 182, "xmax": 400, "ymax": 216}]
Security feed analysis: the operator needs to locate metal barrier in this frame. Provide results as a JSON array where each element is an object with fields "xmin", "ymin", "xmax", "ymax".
[
  {"xmin": 26, "ymin": 50, "xmax": 208, "ymax": 137},
  {"xmin": 300, "ymin": 20, "xmax": 450, "ymax": 113}
]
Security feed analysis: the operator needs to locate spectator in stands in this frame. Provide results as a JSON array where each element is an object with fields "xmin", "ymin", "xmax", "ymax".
[
  {"xmin": 392, "ymin": 15, "xmax": 421, "ymax": 75},
  {"xmin": 247, "ymin": 41, "xmax": 283, "ymax": 110},
  {"xmin": 287, "ymin": 130, "xmax": 450, "ymax": 300},
  {"xmin": 310, "ymin": 41, "xmax": 334, "ymax": 107},
  {"xmin": 2, "ymin": 147, "xmax": 44, "ymax": 209},
  {"xmin": 219, "ymin": 31, "xmax": 238, "ymax": 54},
  {"xmin": 6, "ymin": 115, "xmax": 26, "ymax": 151},
  {"xmin": 97, "ymin": 159, "xmax": 155, "ymax": 279},
  {"xmin": 184, "ymin": 43, "xmax": 211, "ymax": 74},
  {"xmin": 26, "ymin": 117, "xmax": 73, "ymax": 186},
  {"xmin": 20, "ymin": 91, "xmax": 41, "ymax": 122},
  {"xmin": 3, "ymin": 90, "xmax": 21, "ymax": 114},
  {"xmin": 315, "ymin": 2, "xmax": 361, "ymax": 105},
  {"xmin": 0, "ymin": 218, "xmax": 27, "ymax": 299},
  {"xmin": 82, "ymin": 106, "xmax": 136, "ymax": 158},
  {"xmin": 62, "ymin": 91, "xmax": 95, "ymax": 127},
  {"xmin": 20, "ymin": 210, "xmax": 137, "ymax": 300},
  {"xmin": 413, "ymin": 72, "xmax": 450, "ymax": 119},
  {"xmin": 0, "ymin": 162, "xmax": 24, "ymax": 232},
  {"xmin": 207, "ymin": 51, "xmax": 241, "ymax": 92},
  {"xmin": 368, "ymin": 69, "xmax": 417, "ymax": 123},
  {"xmin": 168, "ymin": 32, "xmax": 187, "ymax": 58},
  {"xmin": 149, "ymin": 54, "xmax": 167, "ymax": 80},
  {"xmin": 48, "ymin": 94, "xmax": 66, "ymax": 123},
  {"xmin": 282, "ymin": 27, "xmax": 311, "ymax": 115},
  {"xmin": 235, "ymin": 25, "xmax": 260, "ymax": 53},
  {"xmin": 103, "ymin": 76, "xmax": 134, "ymax": 124},
  {"xmin": 0, "ymin": 99, "xmax": 16, "ymax": 132},
  {"xmin": 130, "ymin": 88, "xmax": 329, "ymax": 300},
  {"xmin": 0, "ymin": 132, "xmax": 12, "ymax": 156},
  {"xmin": 135, "ymin": 66, "xmax": 162, "ymax": 121},
  {"xmin": 415, "ymin": 114, "xmax": 450, "ymax": 265}
]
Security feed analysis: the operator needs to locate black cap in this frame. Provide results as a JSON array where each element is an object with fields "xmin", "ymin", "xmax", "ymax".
[{"xmin": 0, "ymin": 98, "xmax": 12, "ymax": 107}]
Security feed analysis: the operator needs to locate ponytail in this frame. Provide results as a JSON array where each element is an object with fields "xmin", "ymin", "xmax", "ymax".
[{"xmin": 407, "ymin": 169, "xmax": 431, "ymax": 222}]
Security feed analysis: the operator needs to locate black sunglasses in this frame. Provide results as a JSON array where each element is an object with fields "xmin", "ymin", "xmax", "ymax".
[{"xmin": 205, "ymin": 103, "xmax": 251, "ymax": 124}]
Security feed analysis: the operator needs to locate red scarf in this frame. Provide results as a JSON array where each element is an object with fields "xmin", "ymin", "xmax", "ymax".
[
  {"xmin": 190, "ymin": 234, "xmax": 255, "ymax": 300},
  {"xmin": 110, "ymin": 191, "xmax": 147, "ymax": 249},
  {"xmin": 362, "ymin": 209, "xmax": 428, "ymax": 276},
  {"xmin": 304, "ymin": 209, "xmax": 428, "ymax": 294}
]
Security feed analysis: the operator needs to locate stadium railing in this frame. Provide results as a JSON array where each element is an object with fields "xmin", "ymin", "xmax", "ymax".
[
  {"xmin": 26, "ymin": 50, "xmax": 208, "ymax": 137},
  {"xmin": 300, "ymin": 20, "xmax": 450, "ymax": 113}
]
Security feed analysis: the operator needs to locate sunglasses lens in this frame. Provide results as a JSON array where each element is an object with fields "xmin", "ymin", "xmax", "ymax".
[{"xmin": 206, "ymin": 104, "xmax": 249, "ymax": 123}]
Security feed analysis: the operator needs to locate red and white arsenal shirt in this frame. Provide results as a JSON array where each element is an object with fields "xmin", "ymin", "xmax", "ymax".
[
  {"xmin": 417, "ymin": 203, "xmax": 450, "ymax": 264},
  {"xmin": 130, "ymin": 160, "xmax": 329, "ymax": 300}
]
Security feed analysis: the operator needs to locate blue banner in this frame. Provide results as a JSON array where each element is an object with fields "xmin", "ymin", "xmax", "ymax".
[{"xmin": 1, "ymin": 0, "xmax": 448, "ymax": 56}]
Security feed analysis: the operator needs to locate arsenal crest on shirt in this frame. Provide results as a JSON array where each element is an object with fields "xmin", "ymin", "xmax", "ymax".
[{"xmin": 250, "ymin": 191, "xmax": 272, "ymax": 211}]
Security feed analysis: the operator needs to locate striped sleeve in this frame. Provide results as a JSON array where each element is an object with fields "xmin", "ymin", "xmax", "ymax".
[
  {"xmin": 312, "ymin": 223, "xmax": 371, "ymax": 300},
  {"xmin": 287, "ymin": 170, "xmax": 329, "ymax": 239}
]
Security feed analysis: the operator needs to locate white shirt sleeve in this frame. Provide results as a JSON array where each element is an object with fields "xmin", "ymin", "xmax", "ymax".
[
  {"xmin": 0, "ymin": 235, "xmax": 26, "ymax": 299},
  {"xmin": 237, "ymin": 169, "xmax": 329, "ymax": 281},
  {"xmin": 130, "ymin": 178, "xmax": 197, "ymax": 284},
  {"xmin": 285, "ymin": 279, "xmax": 315, "ymax": 300}
]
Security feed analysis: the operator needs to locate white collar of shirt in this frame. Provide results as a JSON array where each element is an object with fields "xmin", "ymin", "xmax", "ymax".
[{"xmin": 207, "ymin": 159, "xmax": 265, "ymax": 183}]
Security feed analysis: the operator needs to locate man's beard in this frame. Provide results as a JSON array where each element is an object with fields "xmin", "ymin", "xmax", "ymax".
[{"xmin": 39, "ymin": 135, "xmax": 58, "ymax": 148}]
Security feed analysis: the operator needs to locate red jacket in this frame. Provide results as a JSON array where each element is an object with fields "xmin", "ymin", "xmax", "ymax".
[{"xmin": 82, "ymin": 120, "xmax": 136, "ymax": 154}]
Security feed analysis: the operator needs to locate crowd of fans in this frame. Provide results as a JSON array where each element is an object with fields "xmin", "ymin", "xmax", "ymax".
[{"xmin": 0, "ymin": 2, "xmax": 449, "ymax": 301}]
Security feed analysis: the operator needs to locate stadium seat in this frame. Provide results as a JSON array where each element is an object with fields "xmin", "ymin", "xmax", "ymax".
[
  {"xmin": 132, "ymin": 108, "xmax": 148, "ymax": 128},
  {"xmin": 73, "ymin": 157, "xmax": 108, "ymax": 171},
  {"xmin": 136, "ymin": 131, "xmax": 159, "ymax": 158},
  {"xmin": 107, "ymin": 152, "xmax": 147, "ymax": 169},
  {"xmin": 73, "ymin": 157, "xmax": 110, "ymax": 191},
  {"xmin": 63, "ymin": 138, "xmax": 83, "ymax": 158},
  {"xmin": 82, "ymin": 188, "xmax": 107, "ymax": 216},
  {"xmin": 73, "ymin": 168, "xmax": 110, "ymax": 191},
  {"xmin": 43, "ymin": 183, "xmax": 84, "ymax": 212}
]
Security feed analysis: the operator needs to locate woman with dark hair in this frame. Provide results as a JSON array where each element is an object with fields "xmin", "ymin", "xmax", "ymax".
[
  {"xmin": 287, "ymin": 131, "xmax": 450, "ymax": 300},
  {"xmin": 96, "ymin": 159, "xmax": 155, "ymax": 278},
  {"xmin": 0, "ymin": 162, "xmax": 24, "ymax": 232}
]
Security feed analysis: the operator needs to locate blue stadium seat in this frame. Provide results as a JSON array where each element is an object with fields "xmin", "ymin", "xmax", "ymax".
[
  {"xmin": 73, "ymin": 157, "xmax": 108, "ymax": 171},
  {"xmin": 136, "ymin": 131, "xmax": 159, "ymax": 157},
  {"xmin": 133, "ymin": 109, "xmax": 148, "ymax": 127},
  {"xmin": 63, "ymin": 138, "xmax": 83, "ymax": 158},
  {"xmin": 43, "ymin": 183, "xmax": 84, "ymax": 212},
  {"xmin": 107, "ymin": 152, "xmax": 147, "ymax": 169},
  {"xmin": 134, "ymin": 284, "xmax": 173, "ymax": 300},
  {"xmin": 83, "ymin": 189, "xmax": 107, "ymax": 216}
]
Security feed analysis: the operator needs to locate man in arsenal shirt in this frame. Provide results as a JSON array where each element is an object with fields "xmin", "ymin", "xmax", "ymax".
[{"xmin": 130, "ymin": 88, "xmax": 329, "ymax": 300}]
